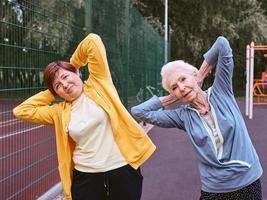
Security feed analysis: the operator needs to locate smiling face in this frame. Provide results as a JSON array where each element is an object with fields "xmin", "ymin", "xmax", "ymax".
[
  {"xmin": 167, "ymin": 69, "xmax": 200, "ymax": 103},
  {"xmin": 52, "ymin": 68, "xmax": 83, "ymax": 102},
  {"xmin": 161, "ymin": 61, "xmax": 200, "ymax": 104}
]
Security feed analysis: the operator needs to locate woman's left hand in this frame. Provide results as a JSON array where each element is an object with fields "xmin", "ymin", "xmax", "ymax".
[{"xmin": 159, "ymin": 94, "xmax": 178, "ymax": 107}]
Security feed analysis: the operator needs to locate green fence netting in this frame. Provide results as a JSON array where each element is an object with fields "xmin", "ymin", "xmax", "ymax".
[
  {"xmin": 0, "ymin": 0, "xmax": 86, "ymax": 199},
  {"xmin": 0, "ymin": 0, "xmax": 168, "ymax": 199},
  {"xmin": 90, "ymin": 0, "xmax": 166, "ymax": 106}
]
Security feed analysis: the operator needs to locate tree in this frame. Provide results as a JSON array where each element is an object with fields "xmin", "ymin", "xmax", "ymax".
[{"xmin": 131, "ymin": 0, "xmax": 267, "ymax": 91}]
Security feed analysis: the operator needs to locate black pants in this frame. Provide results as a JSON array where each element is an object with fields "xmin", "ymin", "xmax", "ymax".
[
  {"xmin": 71, "ymin": 165, "xmax": 143, "ymax": 200},
  {"xmin": 200, "ymin": 178, "xmax": 262, "ymax": 200}
]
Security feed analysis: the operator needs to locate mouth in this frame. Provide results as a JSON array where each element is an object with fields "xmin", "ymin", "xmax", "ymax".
[{"xmin": 183, "ymin": 90, "xmax": 191, "ymax": 98}]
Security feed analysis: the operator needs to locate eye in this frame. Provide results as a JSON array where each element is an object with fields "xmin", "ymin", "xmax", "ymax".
[
  {"xmin": 63, "ymin": 75, "xmax": 68, "ymax": 79},
  {"xmin": 172, "ymin": 85, "xmax": 178, "ymax": 91},
  {"xmin": 55, "ymin": 83, "xmax": 61, "ymax": 91},
  {"xmin": 181, "ymin": 77, "xmax": 186, "ymax": 82}
]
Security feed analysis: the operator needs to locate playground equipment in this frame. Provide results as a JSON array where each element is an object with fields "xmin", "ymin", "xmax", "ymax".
[{"xmin": 246, "ymin": 44, "xmax": 267, "ymax": 119}]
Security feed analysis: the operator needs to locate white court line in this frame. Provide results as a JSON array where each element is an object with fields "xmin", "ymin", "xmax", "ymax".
[
  {"xmin": 0, "ymin": 120, "xmax": 151, "ymax": 139},
  {"xmin": 0, "ymin": 118, "xmax": 18, "ymax": 124},
  {"xmin": 0, "ymin": 110, "xmax": 13, "ymax": 115},
  {"xmin": 0, "ymin": 125, "xmax": 45, "ymax": 139},
  {"xmin": 0, "ymin": 120, "xmax": 22, "ymax": 128},
  {"xmin": 0, "ymin": 118, "xmax": 20, "ymax": 126}
]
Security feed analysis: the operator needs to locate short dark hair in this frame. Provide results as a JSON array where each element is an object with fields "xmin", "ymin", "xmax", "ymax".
[{"xmin": 43, "ymin": 61, "xmax": 76, "ymax": 95}]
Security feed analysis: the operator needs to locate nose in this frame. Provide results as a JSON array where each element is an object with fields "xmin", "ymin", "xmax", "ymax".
[
  {"xmin": 177, "ymin": 83, "xmax": 187, "ymax": 99},
  {"xmin": 62, "ymin": 81, "xmax": 69, "ymax": 89},
  {"xmin": 177, "ymin": 82, "xmax": 185, "ymax": 92}
]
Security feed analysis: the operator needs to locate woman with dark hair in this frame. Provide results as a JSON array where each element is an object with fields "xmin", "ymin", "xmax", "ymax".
[
  {"xmin": 13, "ymin": 33, "xmax": 156, "ymax": 200},
  {"xmin": 131, "ymin": 36, "xmax": 263, "ymax": 200}
]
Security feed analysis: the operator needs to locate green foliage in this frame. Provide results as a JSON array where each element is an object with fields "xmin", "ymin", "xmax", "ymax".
[{"xmin": 132, "ymin": 0, "xmax": 267, "ymax": 91}]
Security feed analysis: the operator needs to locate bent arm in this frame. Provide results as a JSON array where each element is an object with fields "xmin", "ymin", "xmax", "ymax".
[
  {"xmin": 197, "ymin": 60, "xmax": 213, "ymax": 87},
  {"xmin": 203, "ymin": 36, "xmax": 234, "ymax": 93},
  {"xmin": 131, "ymin": 96, "xmax": 184, "ymax": 129},
  {"xmin": 70, "ymin": 33, "xmax": 112, "ymax": 83},
  {"xmin": 13, "ymin": 90, "xmax": 56, "ymax": 125},
  {"xmin": 159, "ymin": 93, "xmax": 178, "ymax": 107}
]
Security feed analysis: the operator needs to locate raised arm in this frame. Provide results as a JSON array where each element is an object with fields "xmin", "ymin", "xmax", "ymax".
[
  {"xmin": 203, "ymin": 36, "xmax": 234, "ymax": 94},
  {"xmin": 197, "ymin": 60, "xmax": 213, "ymax": 87},
  {"xmin": 13, "ymin": 90, "xmax": 56, "ymax": 125},
  {"xmin": 70, "ymin": 33, "xmax": 113, "ymax": 84}
]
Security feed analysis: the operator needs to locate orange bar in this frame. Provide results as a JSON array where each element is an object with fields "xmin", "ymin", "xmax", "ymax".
[
  {"xmin": 249, "ymin": 47, "xmax": 267, "ymax": 50},
  {"xmin": 254, "ymin": 47, "xmax": 267, "ymax": 50},
  {"xmin": 254, "ymin": 45, "xmax": 267, "ymax": 48}
]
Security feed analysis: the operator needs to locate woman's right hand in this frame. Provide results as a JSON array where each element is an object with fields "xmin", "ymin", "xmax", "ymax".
[{"xmin": 197, "ymin": 60, "xmax": 213, "ymax": 88}]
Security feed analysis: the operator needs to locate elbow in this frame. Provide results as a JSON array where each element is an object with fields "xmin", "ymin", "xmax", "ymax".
[
  {"xmin": 13, "ymin": 105, "xmax": 25, "ymax": 120},
  {"xmin": 217, "ymin": 36, "xmax": 232, "ymax": 53},
  {"xmin": 217, "ymin": 36, "xmax": 228, "ymax": 44},
  {"xmin": 13, "ymin": 106, "xmax": 20, "ymax": 119},
  {"xmin": 217, "ymin": 36, "xmax": 230, "ymax": 47},
  {"xmin": 131, "ymin": 106, "xmax": 142, "ymax": 119},
  {"xmin": 131, "ymin": 106, "xmax": 138, "ymax": 117},
  {"xmin": 217, "ymin": 36, "xmax": 227, "ymax": 41}
]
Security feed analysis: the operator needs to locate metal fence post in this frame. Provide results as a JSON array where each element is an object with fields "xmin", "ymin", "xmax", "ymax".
[
  {"xmin": 85, "ymin": 0, "xmax": 93, "ymax": 33},
  {"xmin": 122, "ymin": 0, "xmax": 130, "ymax": 108}
]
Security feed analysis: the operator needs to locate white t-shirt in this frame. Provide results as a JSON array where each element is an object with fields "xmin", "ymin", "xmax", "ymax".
[{"xmin": 68, "ymin": 92, "xmax": 127, "ymax": 172}]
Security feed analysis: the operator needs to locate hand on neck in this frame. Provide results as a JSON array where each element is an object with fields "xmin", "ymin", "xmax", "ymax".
[{"xmin": 192, "ymin": 90, "xmax": 210, "ymax": 114}]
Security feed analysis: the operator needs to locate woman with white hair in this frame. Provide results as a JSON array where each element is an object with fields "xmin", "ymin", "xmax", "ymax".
[{"xmin": 131, "ymin": 36, "xmax": 263, "ymax": 200}]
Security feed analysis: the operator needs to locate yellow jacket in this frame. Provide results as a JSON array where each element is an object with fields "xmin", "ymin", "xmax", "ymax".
[{"xmin": 13, "ymin": 33, "xmax": 156, "ymax": 200}]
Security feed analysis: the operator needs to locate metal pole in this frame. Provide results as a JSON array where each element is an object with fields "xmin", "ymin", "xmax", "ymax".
[
  {"xmin": 245, "ymin": 45, "xmax": 250, "ymax": 116},
  {"xmin": 249, "ymin": 42, "xmax": 255, "ymax": 119},
  {"xmin": 85, "ymin": 0, "xmax": 93, "ymax": 33},
  {"xmin": 164, "ymin": 0, "xmax": 168, "ymax": 64},
  {"xmin": 122, "ymin": 0, "xmax": 130, "ymax": 108}
]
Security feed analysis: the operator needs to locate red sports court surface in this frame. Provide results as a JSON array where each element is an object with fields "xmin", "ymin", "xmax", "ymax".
[{"xmin": 1, "ymin": 100, "xmax": 60, "ymax": 200}]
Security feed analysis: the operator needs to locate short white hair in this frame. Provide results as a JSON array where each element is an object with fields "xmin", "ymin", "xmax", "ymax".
[{"xmin": 161, "ymin": 60, "xmax": 198, "ymax": 91}]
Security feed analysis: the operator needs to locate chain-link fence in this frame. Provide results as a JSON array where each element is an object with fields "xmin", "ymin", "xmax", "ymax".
[
  {"xmin": 0, "ymin": 0, "xmax": 167, "ymax": 199},
  {"xmin": 0, "ymin": 0, "xmax": 86, "ymax": 199},
  {"xmin": 90, "ymin": 0, "xmax": 166, "ymax": 106}
]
